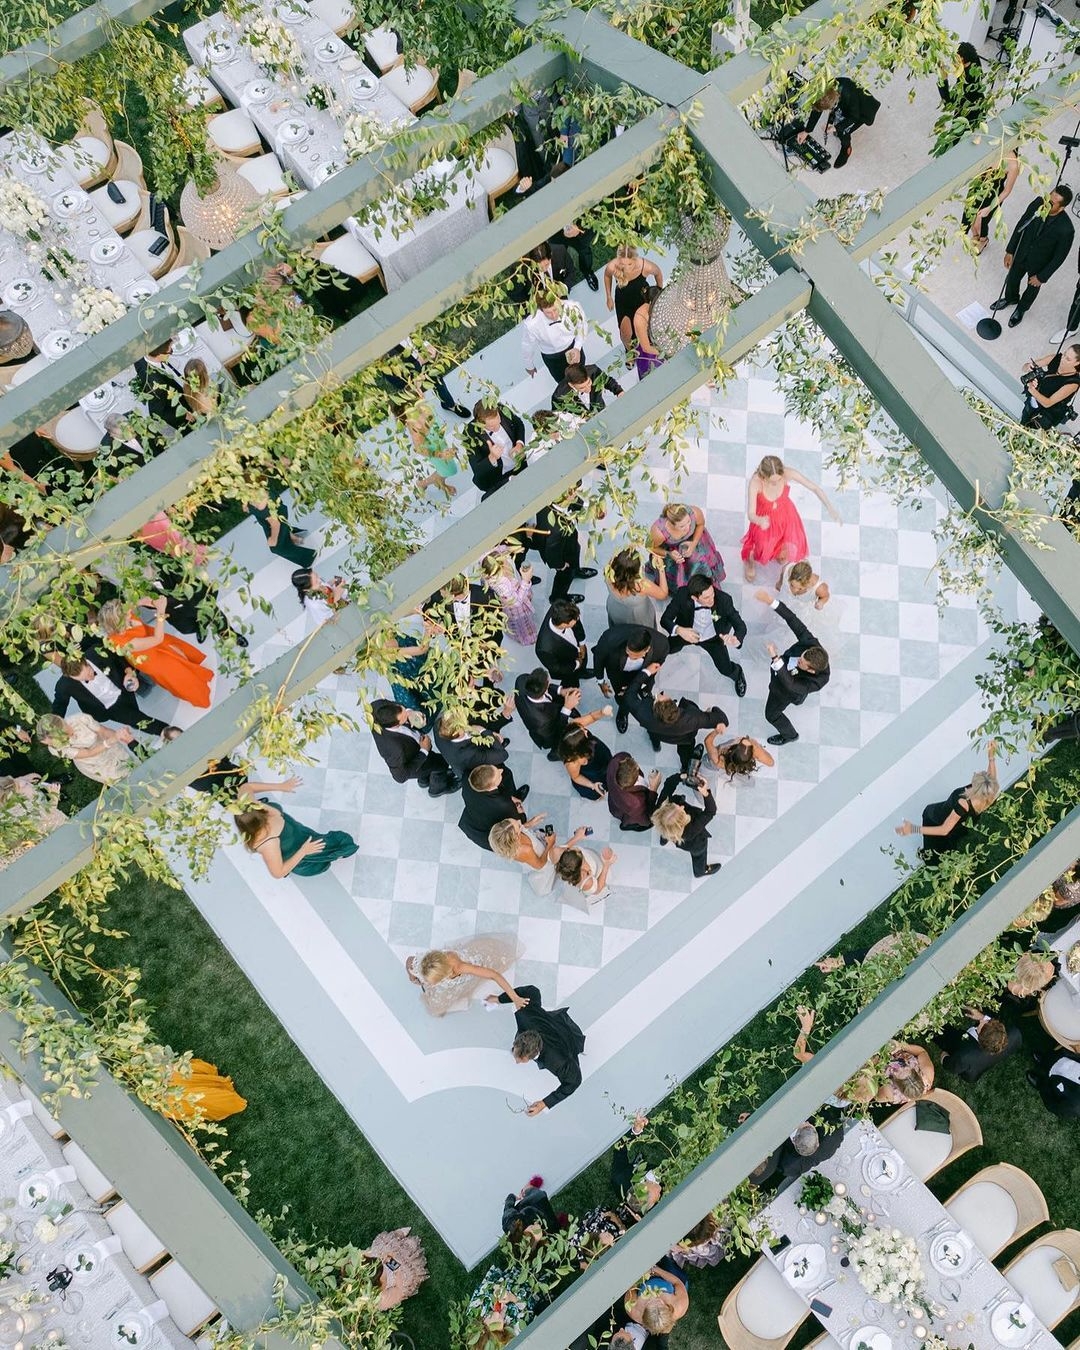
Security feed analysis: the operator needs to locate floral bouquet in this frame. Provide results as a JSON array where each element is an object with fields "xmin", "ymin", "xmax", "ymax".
[
  {"xmin": 247, "ymin": 14, "xmax": 300, "ymax": 77},
  {"xmin": 0, "ymin": 1237, "xmax": 15, "ymax": 1279},
  {"xmin": 799, "ymin": 1173, "xmax": 834, "ymax": 1213},
  {"xmin": 71, "ymin": 284, "xmax": 126, "ymax": 334},
  {"xmin": 798, "ymin": 1172, "xmax": 865, "ymax": 1238},
  {"xmin": 342, "ymin": 111, "xmax": 392, "ymax": 161},
  {"xmin": 850, "ymin": 1227, "xmax": 927, "ymax": 1312},
  {"xmin": 0, "ymin": 180, "xmax": 50, "ymax": 242}
]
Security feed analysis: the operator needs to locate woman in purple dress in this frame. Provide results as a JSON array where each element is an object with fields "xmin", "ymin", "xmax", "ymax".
[
  {"xmin": 480, "ymin": 551, "xmax": 537, "ymax": 645},
  {"xmin": 631, "ymin": 291, "xmax": 664, "ymax": 380}
]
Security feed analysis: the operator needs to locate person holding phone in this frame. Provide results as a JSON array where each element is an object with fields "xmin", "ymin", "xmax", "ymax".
[{"xmin": 489, "ymin": 816, "xmax": 590, "ymax": 895}]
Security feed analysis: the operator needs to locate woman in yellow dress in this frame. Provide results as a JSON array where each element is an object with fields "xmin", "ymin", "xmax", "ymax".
[{"xmin": 164, "ymin": 1058, "xmax": 247, "ymax": 1122}]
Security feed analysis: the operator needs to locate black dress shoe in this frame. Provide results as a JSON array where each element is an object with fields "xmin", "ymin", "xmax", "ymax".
[
  {"xmin": 989, "ymin": 299, "xmax": 1011, "ymax": 312},
  {"xmin": 441, "ymin": 401, "xmax": 472, "ymax": 418},
  {"xmin": 584, "ymin": 272, "xmax": 599, "ymax": 291},
  {"xmin": 1009, "ymin": 310, "xmax": 1024, "ymax": 327},
  {"xmin": 574, "ymin": 567, "xmax": 598, "ymax": 579},
  {"xmin": 1026, "ymin": 1070, "xmax": 1041, "ymax": 1089},
  {"xmin": 546, "ymin": 748, "xmax": 561, "ymax": 761},
  {"xmin": 429, "ymin": 773, "xmax": 462, "ymax": 798},
  {"xmin": 616, "ymin": 708, "xmax": 629, "ymax": 734},
  {"xmin": 564, "ymin": 593, "xmax": 585, "ymax": 604},
  {"xmin": 649, "ymin": 735, "xmax": 662, "ymax": 752},
  {"xmin": 699, "ymin": 862, "xmax": 722, "ymax": 877},
  {"xmin": 234, "ymin": 630, "xmax": 249, "ymax": 649},
  {"xmin": 733, "ymin": 665, "xmax": 747, "ymax": 698},
  {"xmin": 767, "ymin": 732, "xmax": 797, "ymax": 746},
  {"xmin": 518, "ymin": 785, "xmax": 530, "ymax": 801}
]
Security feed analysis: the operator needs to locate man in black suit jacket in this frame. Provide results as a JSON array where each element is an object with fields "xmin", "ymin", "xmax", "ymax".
[
  {"xmin": 593, "ymin": 624, "xmax": 670, "ymax": 734},
  {"xmin": 625, "ymin": 669, "xmax": 728, "ymax": 771},
  {"xmin": 536, "ymin": 599, "xmax": 592, "ymax": 688},
  {"xmin": 551, "ymin": 363, "xmax": 623, "ymax": 416},
  {"xmin": 370, "ymin": 700, "xmax": 458, "ymax": 797},
  {"xmin": 133, "ymin": 340, "xmax": 185, "ymax": 444},
  {"xmin": 465, "ymin": 402, "xmax": 527, "ymax": 499},
  {"xmin": 433, "ymin": 710, "xmax": 509, "ymax": 779},
  {"xmin": 458, "ymin": 763, "xmax": 530, "ymax": 849},
  {"xmin": 514, "ymin": 669, "xmax": 586, "ymax": 756},
  {"xmin": 52, "ymin": 654, "xmax": 173, "ymax": 738},
  {"xmin": 755, "ymin": 590, "xmax": 830, "ymax": 745},
  {"xmin": 1029, "ymin": 1048, "xmax": 1080, "ymax": 1118},
  {"xmin": 991, "ymin": 185, "xmax": 1076, "ymax": 326},
  {"xmin": 662, "ymin": 573, "xmax": 747, "ymax": 697},
  {"xmin": 500, "ymin": 983, "xmax": 586, "ymax": 1114},
  {"xmin": 424, "ymin": 576, "xmax": 503, "ymax": 649},
  {"xmin": 939, "ymin": 1012, "xmax": 1022, "ymax": 1083},
  {"xmin": 655, "ymin": 771, "xmax": 720, "ymax": 876},
  {"xmin": 533, "ymin": 489, "xmax": 596, "ymax": 604}
]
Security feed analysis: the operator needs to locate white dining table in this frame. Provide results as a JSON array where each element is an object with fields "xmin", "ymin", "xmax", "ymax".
[
  {"xmin": 0, "ymin": 1079, "xmax": 190, "ymax": 1350},
  {"xmin": 759, "ymin": 1121, "xmax": 1063, "ymax": 1350}
]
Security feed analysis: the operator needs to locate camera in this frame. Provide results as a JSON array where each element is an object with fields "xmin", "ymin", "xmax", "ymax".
[
  {"xmin": 774, "ymin": 122, "xmax": 831, "ymax": 173},
  {"xmin": 681, "ymin": 772, "xmax": 707, "ymax": 790},
  {"xmin": 1023, "ymin": 361, "xmax": 1049, "ymax": 395}
]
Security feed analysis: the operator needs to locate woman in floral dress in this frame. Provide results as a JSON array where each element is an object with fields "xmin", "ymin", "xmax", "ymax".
[
  {"xmin": 648, "ymin": 502, "xmax": 726, "ymax": 592},
  {"xmin": 480, "ymin": 551, "xmax": 536, "ymax": 646},
  {"xmin": 404, "ymin": 935, "xmax": 523, "ymax": 1016}
]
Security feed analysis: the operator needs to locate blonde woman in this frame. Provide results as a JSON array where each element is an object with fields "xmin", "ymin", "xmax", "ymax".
[
  {"xmin": 405, "ymin": 937, "xmax": 525, "ymax": 1016},
  {"xmin": 874, "ymin": 1042, "xmax": 935, "ymax": 1104},
  {"xmin": 777, "ymin": 559, "xmax": 831, "ymax": 610},
  {"xmin": 652, "ymin": 777, "xmax": 720, "ymax": 878},
  {"xmin": 603, "ymin": 245, "xmax": 664, "ymax": 357},
  {"xmin": 394, "ymin": 400, "xmax": 458, "ymax": 499},
  {"xmin": 606, "ymin": 547, "xmax": 668, "ymax": 628},
  {"xmin": 489, "ymin": 817, "xmax": 590, "ymax": 896},
  {"xmin": 741, "ymin": 455, "xmax": 840, "ymax": 581},
  {"xmin": 649, "ymin": 502, "xmax": 725, "ymax": 591},
  {"xmin": 0, "ymin": 774, "xmax": 65, "ymax": 869},
  {"xmin": 896, "ymin": 741, "xmax": 998, "ymax": 857},
  {"xmin": 480, "ymin": 551, "xmax": 536, "ymax": 645},
  {"xmin": 624, "ymin": 1263, "xmax": 689, "ymax": 1339},
  {"xmin": 36, "ymin": 713, "xmax": 134, "ymax": 785}
]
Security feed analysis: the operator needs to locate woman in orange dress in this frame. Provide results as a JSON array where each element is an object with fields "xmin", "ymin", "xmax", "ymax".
[{"xmin": 98, "ymin": 597, "xmax": 213, "ymax": 709}]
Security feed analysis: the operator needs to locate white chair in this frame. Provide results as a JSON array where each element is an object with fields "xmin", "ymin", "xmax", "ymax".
[
  {"xmin": 87, "ymin": 179, "xmax": 142, "ymax": 234},
  {"xmin": 235, "ymin": 152, "xmax": 289, "ymax": 199},
  {"xmin": 274, "ymin": 189, "xmax": 308, "ymax": 212},
  {"xmin": 313, "ymin": 235, "xmax": 383, "ymax": 287},
  {"xmin": 56, "ymin": 136, "xmax": 112, "ymax": 189},
  {"xmin": 944, "ymin": 1163, "xmax": 1049, "ymax": 1260},
  {"xmin": 149, "ymin": 1260, "xmax": 219, "ymax": 1338},
  {"xmin": 18, "ymin": 1084, "xmax": 65, "ymax": 1140},
  {"xmin": 207, "ymin": 109, "xmax": 262, "ymax": 158},
  {"xmin": 1041, "ymin": 980, "xmax": 1080, "ymax": 1051},
  {"xmin": 52, "ymin": 409, "xmax": 103, "ymax": 462},
  {"xmin": 1004, "ymin": 1231, "xmax": 1080, "ymax": 1330},
  {"xmin": 127, "ymin": 195, "xmax": 178, "ymax": 278},
  {"xmin": 719, "ymin": 1256, "xmax": 809, "ymax": 1350},
  {"xmin": 309, "ymin": 0, "xmax": 357, "ymax": 35},
  {"xmin": 474, "ymin": 129, "xmax": 518, "ymax": 214},
  {"xmin": 382, "ymin": 60, "xmax": 440, "ymax": 114},
  {"xmin": 879, "ymin": 1087, "xmax": 982, "ymax": 1181},
  {"xmin": 112, "ymin": 139, "xmax": 146, "ymax": 189},
  {"xmin": 105, "ymin": 1201, "xmax": 168, "ymax": 1273},
  {"xmin": 364, "ymin": 25, "xmax": 402, "ymax": 71},
  {"xmin": 182, "ymin": 66, "xmax": 223, "ymax": 110},
  {"xmin": 61, "ymin": 1140, "xmax": 117, "ymax": 1205},
  {"xmin": 194, "ymin": 312, "xmax": 251, "ymax": 368}
]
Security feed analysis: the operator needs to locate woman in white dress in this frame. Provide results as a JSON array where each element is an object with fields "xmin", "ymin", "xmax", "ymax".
[
  {"xmin": 555, "ymin": 845, "xmax": 617, "ymax": 903},
  {"xmin": 404, "ymin": 935, "xmax": 524, "ymax": 1017},
  {"xmin": 489, "ymin": 817, "xmax": 590, "ymax": 895}
]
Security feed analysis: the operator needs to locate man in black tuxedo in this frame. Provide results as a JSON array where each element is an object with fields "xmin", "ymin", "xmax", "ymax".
[
  {"xmin": 529, "ymin": 239, "xmax": 573, "ymax": 290},
  {"xmin": 536, "ymin": 599, "xmax": 591, "ymax": 688},
  {"xmin": 593, "ymin": 624, "xmax": 670, "ymax": 734},
  {"xmin": 133, "ymin": 339, "xmax": 185, "ymax": 445},
  {"xmin": 939, "ymin": 1011, "xmax": 1022, "ymax": 1083},
  {"xmin": 1028, "ymin": 1048, "xmax": 1080, "ymax": 1118},
  {"xmin": 755, "ymin": 590, "xmax": 830, "ymax": 745},
  {"xmin": 52, "ymin": 654, "xmax": 174, "ymax": 738},
  {"xmin": 990, "ymin": 185, "xmax": 1076, "ymax": 328},
  {"xmin": 499, "ymin": 984, "xmax": 586, "ymax": 1114},
  {"xmin": 514, "ymin": 669, "xmax": 585, "ymax": 757},
  {"xmin": 370, "ymin": 700, "xmax": 458, "ymax": 797},
  {"xmin": 424, "ymin": 575, "xmax": 503, "ymax": 649},
  {"xmin": 662, "ymin": 574, "xmax": 747, "ymax": 697},
  {"xmin": 625, "ymin": 668, "xmax": 728, "ymax": 771},
  {"xmin": 533, "ymin": 489, "xmax": 596, "ymax": 604},
  {"xmin": 465, "ymin": 402, "xmax": 527, "ymax": 500},
  {"xmin": 551, "ymin": 363, "xmax": 623, "ymax": 416},
  {"xmin": 433, "ymin": 709, "xmax": 509, "ymax": 779},
  {"xmin": 458, "ymin": 762, "xmax": 530, "ymax": 849}
]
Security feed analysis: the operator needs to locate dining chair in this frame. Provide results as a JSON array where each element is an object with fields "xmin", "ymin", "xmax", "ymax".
[
  {"xmin": 1003, "ymin": 1230, "xmax": 1080, "ymax": 1330},
  {"xmin": 364, "ymin": 25, "xmax": 403, "ymax": 72},
  {"xmin": 312, "ymin": 235, "xmax": 384, "ymax": 288},
  {"xmin": 181, "ymin": 65, "xmax": 224, "ymax": 111},
  {"xmin": 112, "ymin": 140, "xmax": 147, "ymax": 189},
  {"xmin": 207, "ymin": 109, "xmax": 263, "ymax": 158},
  {"xmin": 127, "ymin": 193, "xmax": 179, "ymax": 278},
  {"xmin": 194, "ymin": 311, "xmax": 252, "ymax": 369},
  {"xmin": 943, "ymin": 1162, "xmax": 1049, "ymax": 1260},
  {"xmin": 454, "ymin": 68, "xmax": 477, "ymax": 99},
  {"xmin": 879, "ymin": 1087, "xmax": 982, "ymax": 1180},
  {"xmin": 18, "ymin": 1084, "xmax": 66, "ymax": 1140},
  {"xmin": 170, "ymin": 226, "xmax": 212, "ymax": 278},
  {"xmin": 718, "ymin": 1255, "xmax": 810, "ymax": 1350},
  {"xmin": 473, "ymin": 127, "xmax": 519, "ymax": 216},
  {"xmin": 1040, "ymin": 980, "xmax": 1080, "ymax": 1052},
  {"xmin": 57, "ymin": 99, "xmax": 117, "ymax": 188},
  {"xmin": 105, "ymin": 1200, "xmax": 169, "ymax": 1274},
  {"xmin": 149, "ymin": 1260, "xmax": 219, "ymax": 1338},
  {"xmin": 87, "ymin": 179, "xmax": 143, "ymax": 234},
  {"xmin": 52, "ymin": 409, "xmax": 105, "ymax": 462},
  {"xmin": 61, "ymin": 1139, "xmax": 118, "ymax": 1205},
  {"xmin": 382, "ymin": 61, "xmax": 441, "ymax": 114},
  {"xmin": 309, "ymin": 0, "xmax": 358, "ymax": 35},
  {"xmin": 232, "ymin": 150, "xmax": 290, "ymax": 199}
]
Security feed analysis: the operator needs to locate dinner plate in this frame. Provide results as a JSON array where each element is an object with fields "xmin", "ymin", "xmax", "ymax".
[
  {"xmin": 2, "ymin": 277, "xmax": 37, "ymax": 306},
  {"xmin": 278, "ymin": 2, "xmax": 308, "ymax": 21},
  {"xmin": 851, "ymin": 1327, "xmax": 892, "ymax": 1350},
  {"xmin": 929, "ymin": 1231, "xmax": 972, "ymax": 1275},
  {"xmin": 40, "ymin": 329, "xmax": 77, "ymax": 359},
  {"xmin": 125, "ymin": 280, "xmax": 158, "ymax": 306},
  {"xmin": 90, "ymin": 237, "xmax": 123, "ymax": 265},
  {"xmin": 782, "ymin": 1242, "xmax": 828, "ymax": 1289},
  {"xmin": 244, "ymin": 78, "xmax": 275, "ymax": 105},
  {"xmin": 83, "ymin": 383, "xmax": 115, "ymax": 411},
  {"xmin": 171, "ymin": 326, "xmax": 196, "ymax": 355},
  {"xmin": 348, "ymin": 72, "xmax": 379, "ymax": 100},
  {"xmin": 313, "ymin": 160, "xmax": 343, "ymax": 183},
  {"xmin": 51, "ymin": 189, "xmax": 85, "ymax": 219},
  {"xmin": 278, "ymin": 118, "xmax": 312, "ymax": 144},
  {"xmin": 18, "ymin": 1174, "xmax": 51, "ymax": 1208},
  {"xmin": 69, "ymin": 1245, "xmax": 101, "ymax": 1283},
  {"xmin": 17, "ymin": 148, "xmax": 50, "ymax": 174},
  {"xmin": 314, "ymin": 38, "xmax": 344, "ymax": 62},
  {"xmin": 861, "ymin": 1150, "xmax": 903, "ymax": 1191},
  {"xmin": 114, "ymin": 1312, "xmax": 152, "ymax": 1346},
  {"xmin": 991, "ymin": 1301, "xmax": 1035, "ymax": 1347},
  {"xmin": 204, "ymin": 32, "xmax": 236, "ymax": 62}
]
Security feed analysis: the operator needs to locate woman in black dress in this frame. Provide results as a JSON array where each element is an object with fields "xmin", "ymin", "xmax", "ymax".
[
  {"xmin": 895, "ymin": 741, "xmax": 998, "ymax": 856},
  {"xmin": 243, "ymin": 476, "xmax": 317, "ymax": 569},
  {"xmin": 1021, "ymin": 346, "xmax": 1080, "ymax": 429},
  {"xmin": 603, "ymin": 246, "xmax": 663, "ymax": 360}
]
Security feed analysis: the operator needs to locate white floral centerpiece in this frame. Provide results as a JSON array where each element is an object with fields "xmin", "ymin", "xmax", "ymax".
[
  {"xmin": 342, "ymin": 111, "xmax": 392, "ymax": 161},
  {"xmin": 0, "ymin": 181, "xmax": 50, "ymax": 242},
  {"xmin": 71, "ymin": 285, "xmax": 126, "ymax": 334},
  {"xmin": 850, "ymin": 1227, "xmax": 929, "ymax": 1312},
  {"xmin": 247, "ymin": 14, "xmax": 300, "ymax": 77},
  {"xmin": 0, "ymin": 1237, "xmax": 14, "ymax": 1279},
  {"xmin": 1066, "ymin": 940, "xmax": 1080, "ymax": 975},
  {"xmin": 33, "ymin": 1215, "xmax": 59, "ymax": 1244}
]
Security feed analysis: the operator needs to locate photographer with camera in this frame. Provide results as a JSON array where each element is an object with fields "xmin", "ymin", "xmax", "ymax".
[
  {"xmin": 651, "ymin": 766, "xmax": 721, "ymax": 878},
  {"xmin": 798, "ymin": 78, "xmax": 880, "ymax": 169},
  {"xmin": 1020, "ymin": 344, "xmax": 1080, "ymax": 428}
]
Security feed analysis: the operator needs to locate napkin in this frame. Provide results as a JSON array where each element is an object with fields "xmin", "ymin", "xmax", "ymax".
[{"xmin": 340, "ymin": 55, "xmax": 362, "ymax": 72}]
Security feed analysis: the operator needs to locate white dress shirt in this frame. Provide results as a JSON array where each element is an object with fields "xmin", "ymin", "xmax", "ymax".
[
  {"xmin": 488, "ymin": 424, "xmax": 516, "ymax": 471},
  {"xmin": 1051, "ymin": 1055, "xmax": 1080, "ymax": 1085},
  {"xmin": 452, "ymin": 597, "xmax": 471, "ymax": 634},
  {"xmin": 83, "ymin": 663, "xmax": 121, "ymax": 708},
  {"xmin": 692, "ymin": 605, "xmax": 717, "ymax": 642},
  {"xmin": 521, "ymin": 301, "xmax": 588, "ymax": 370}
]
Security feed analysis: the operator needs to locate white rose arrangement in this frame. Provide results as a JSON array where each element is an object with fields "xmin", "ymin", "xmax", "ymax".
[
  {"xmin": 0, "ymin": 181, "xmax": 50, "ymax": 242},
  {"xmin": 850, "ymin": 1227, "xmax": 928, "ymax": 1312},
  {"xmin": 247, "ymin": 14, "xmax": 300, "ymax": 76},
  {"xmin": 71, "ymin": 285, "xmax": 127, "ymax": 335},
  {"xmin": 33, "ymin": 1215, "xmax": 58, "ymax": 1244},
  {"xmin": 342, "ymin": 111, "xmax": 392, "ymax": 161}
]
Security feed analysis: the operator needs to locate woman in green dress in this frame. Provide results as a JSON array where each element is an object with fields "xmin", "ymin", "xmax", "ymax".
[{"xmin": 235, "ymin": 799, "xmax": 358, "ymax": 878}]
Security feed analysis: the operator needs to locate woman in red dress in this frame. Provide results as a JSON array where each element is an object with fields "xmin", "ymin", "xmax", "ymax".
[{"xmin": 740, "ymin": 455, "xmax": 840, "ymax": 582}]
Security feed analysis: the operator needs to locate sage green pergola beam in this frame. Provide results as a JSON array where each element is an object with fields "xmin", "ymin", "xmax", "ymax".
[
  {"xmin": 0, "ymin": 42, "xmax": 570, "ymax": 447},
  {"xmin": 0, "ymin": 268, "xmax": 810, "ymax": 916},
  {"xmin": 0, "ymin": 943, "xmax": 335, "ymax": 1348},
  {"xmin": 0, "ymin": 0, "xmax": 174, "ymax": 92}
]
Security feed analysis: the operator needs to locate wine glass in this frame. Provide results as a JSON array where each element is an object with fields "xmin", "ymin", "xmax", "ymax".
[
  {"xmin": 0, "ymin": 1312, "xmax": 24, "ymax": 1349},
  {"xmin": 61, "ymin": 1290, "xmax": 83, "ymax": 1314},
  {"xmin": 75, "ymin": 1319, "xmax": 94, "ymax": 1345},
  {"xmin": 939, "ymin": 1277, "xmax": 962, "ymax": 1305}
]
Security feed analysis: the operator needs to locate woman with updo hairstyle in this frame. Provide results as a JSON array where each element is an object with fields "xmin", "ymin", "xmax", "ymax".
[
  {"xmin": 708, "ymin": 734, "xmax": 775, "ymax": 779},
  {"xmin": 896, "ymin": 741, "xmax": 999, "ymax": 857},
  {"xmin": 648, "ymin": 501, "xmax": 726, "ymax": 592},
  {"xmin": 874, "ymin": 1041, "xmax": 935, "ymax": 1104},
  {"xmin": 606, "ymin": 547, "xmax": 668, "ymax": 627},
  {"xmin": 404, "ymin": 936, "xmax": 526, "ymax": 1016},
  {"xmin": 235, "ymin": 796, "xmax": 357, "ymax": 881}
]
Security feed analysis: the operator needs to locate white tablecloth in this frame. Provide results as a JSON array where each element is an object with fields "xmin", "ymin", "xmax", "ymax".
[
  {"xmin": 0, "ymin": 1080, "xmax": 190, "ymax": 1350},
  {"xmin": 760, "ymin": 1121, "xmax": 1063, "ymax": 1350},
  {"xmin": 1049, "ymin": 914, "xmax": 1080, "ymax": 998}
]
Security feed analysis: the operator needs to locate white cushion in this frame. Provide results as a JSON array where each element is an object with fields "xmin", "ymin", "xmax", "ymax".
[
  {"xmin": 309, "ymin": 0, "xmax": 355, "ymax": 32},
  {"xmin": 207, "ymin": 109, "xmax": 261, "ymax": 155},
  {"xmin": 54, "ymin": 409, "xmax": 103, "ymax": 454},
  {"xmin": 19, "ymin": 1085, "xmax": 63, "ymax": 1137},
  {"xmin": 161, "ymin": 264, "xmax": 192, "ymax": 287},
  {"xmin": 182, "ymin": 66, "xmax": 221, "ymax": 108},
  {"xmin": 236, "ymin": 153, "xmax": 287, "ymax": 197},
  {"xmin": 194, "ymin": 314, "xmax": 250, "ymax": 363},
  {"xmin": 1009, "ymin": 1246, "xmax": 1078, "ymax": 1327},
  {"xmin": 476, "ymin": 146, "xmax": 516, "ymax": 192},
  {"xmin": 736, "ymin": 1260, "xmax": 808, "ymax": 1340},
  {"xmin": 127, "ymin": 228, "xmax": 174, "ymax": 278},
  {"xmin": 61, "ymin": 1140, "xmax": 115, "ymax": 1203},
  {"xmin": 274, "ymin": 189, "xmax": 308, "ymax": 212},
  {"xmin": 880, "ymin": 1106, "xmax": 952, "ymax": 1179},
  {"xmin": 149, "ymin": 1261, "xmax": 217, "ymax": 1337},
  {"xmin": 88, "ymin": 179, "xmax": 141, "ymax": 232},
  {"xmin": 320, "ymin": 235, "xmax": 378, "ymax": 279},
  {"xmin": 364, "ymin": 25, "xmax": 401, "ymax": 70},
  {"xmin": 11, "ymin": 354, "xmax": 50, "ymax": 387},
  {"xmin": 57, "ymin": 136, "xmax": 110, "ymax": 185},
  {"xmin": 946, "ymin": 1182, "xmax": 1018, "ymax": 1257},
  {"xmin": 382, "ymin": 61, "xmax": 436, "ymax": 106},
  {"xmin": 1043, "ymin": 980, "xmax": 1080, "ymax": 1043},
  {"xmin": 106, "ymin": 1201, "xmax": 167, "ymax": 1271}
]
